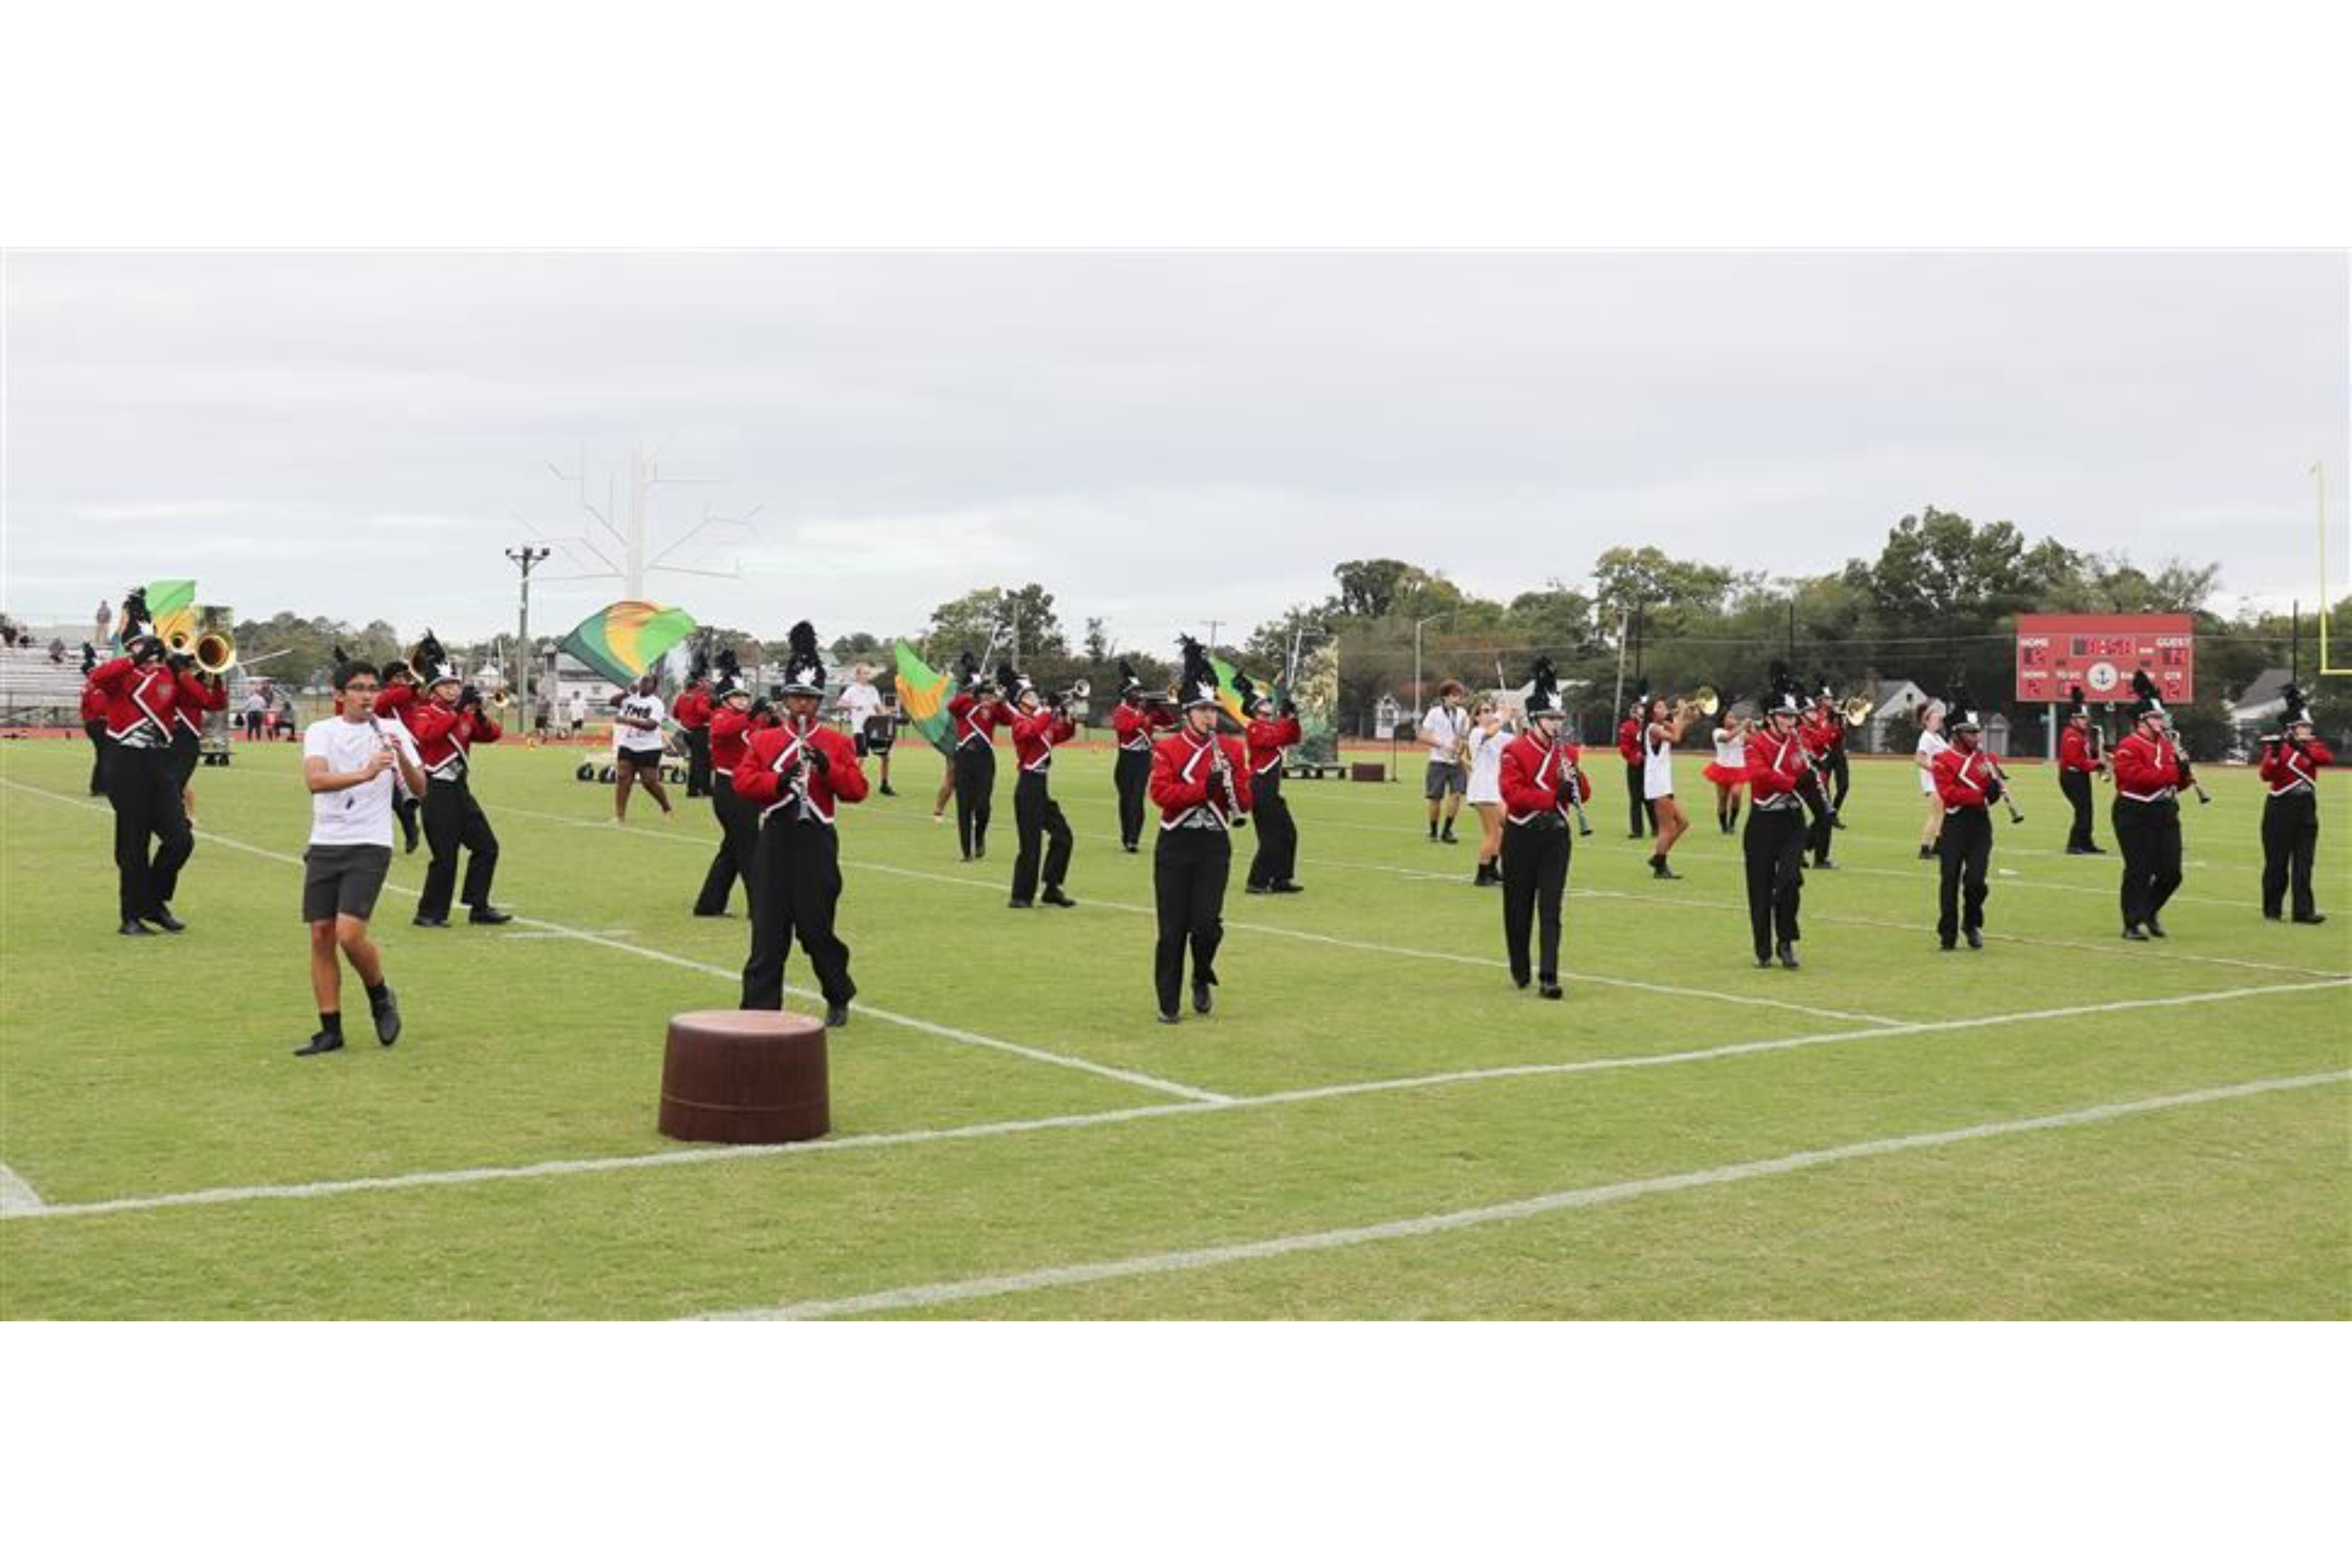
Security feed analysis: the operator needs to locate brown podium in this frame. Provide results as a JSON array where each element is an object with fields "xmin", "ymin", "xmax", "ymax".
[{"xmin": 658, "ymin": 1009, "xmax": 831, "ymax": 1144}]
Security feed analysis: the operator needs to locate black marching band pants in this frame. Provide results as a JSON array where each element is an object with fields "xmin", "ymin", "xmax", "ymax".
[
  {"xmin": 1114, "ymin": 746, "xmax": 1151, "ymax": 849},
  {"xmin": 2060, "ymin": 768, "xmax": 2099, "ymax": 851},
  {"xmin": 684, "ymin": 725, "xmax": 712, "ymax": 798},
  {"xmin": 416, "ymin": 769, "xmax": 500, "ymax": 919},
  {"xmin": 1937, "ymin": 805, "xmax": 1992, "ymax": 943},
  {"xmin": 1154, "ymin": 827, "xmax": 1231, "ymax": 1014},
  {"xmin": 168, "ymin": 727, "xmax": 200, "ymax": 792},
  {"xmin": 85, "ymin": 718, "xmax": 110, "ymax": 794},
  {"xmin": 1011, "ymin": 769, "xmax": 1074, "ymax": 902},
  {"xmin": 1806, "ymin": 757, "xmax": 1842, "ymax": 863},
  {"xmin": 1743, "ymin": 805, "xmax": 1806, "ymax": 958},
  {"xmin": 1500, "ymin": 818, "xmax": 1570, "ymax": 986},
  {"xmin": 2261, "ymin": 789, "xmax": 2320, "ymax": 920},
  {"xmin": 1246, "ymin": 768, "xmax": 1297, "ymax": 890},
  {"xmin": 953, "ymin": 741, "xmax": 995, "ymax": 858},
  {"xmin": 2113, "ymin": 796, "xmax": 2184, "ymax": 930},
  {"xmin": 1625, "ymin": 761, "xmax": 1656, "ymax": 836},
  {"xmin": 105, "ymin": 742, "xmax": 193, "ymax": 922},
  {"xmin": 694, "ymin": 773, "xmax": 757, "ymax": 916},
  {"xmin": 741, "ymin": 812, "xmax": 855, "ymax": 1010}
]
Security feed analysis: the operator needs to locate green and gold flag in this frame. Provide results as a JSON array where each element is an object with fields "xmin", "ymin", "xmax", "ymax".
[
  {"xmin": 560, "ymin": 601, "xmax": 698, "ymax": 687},
  {"xmin": 893, "ymin": 639, "xmax": 958, "ymax": 758}
]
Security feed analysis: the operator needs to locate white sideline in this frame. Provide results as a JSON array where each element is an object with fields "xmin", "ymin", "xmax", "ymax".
[
  {"xmin": 709, "ymin": 1068, "xmax": 2352, "ymax": 1319},
  {"xmin": 497, "ymin": 802, "xmax": 1907, "ymax": 1029},
  {"xmin": 8, "ymin": 974, "xmax": 2341, "ymax": 1222},
  {"xmin": 0, "ymin": 777, "xmax": 1227, "ymax": 1106},
  {"xmin": 0, "ymin": 1163, "xmax": 43, "ymax": 1216}
]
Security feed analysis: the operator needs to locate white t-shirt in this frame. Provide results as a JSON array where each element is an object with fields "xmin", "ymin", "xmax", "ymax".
[
  {"xmin": 838, "ymin": 680, "xmax": 882, "ymax": 732},
  {"xmin": 1423, "ymin": 703, "xmax": 1469, "ymax": 763},
  {"xmin": 615, "ymin": 693, "xmax": 667, "ymax": 754},
  {"xmin": 568, "ymin": 695, "xmax": 588, "ymax": 722},
  {"xmin": 1713, "ymin": 726, "xmax": 1744, "ymax": 767},
  {"xmin": 304, "ymin": 715, "xmax": 421, "ymax": 848},
  {"xmin": 1643, "ymin": 724, "xmax": 1677, "ymax": 800},
  {"xmin": 1917, "ymin": 729, "xmax": 1950, "ymax": 795},
  {"xmin": 1465, "ymin": 726, "xmax": 1509, "ymax": 804}
]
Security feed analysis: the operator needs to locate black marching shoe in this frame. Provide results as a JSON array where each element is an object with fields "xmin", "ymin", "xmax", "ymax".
[
  {"xmin": 2292, "ymin": 913, "xmax": 2328, "ymax": 926},
  {"xmin": 2085, "ymin": 845, "xmax": 2108, "ymax": 855},
  {"xmin": 692, "ymin": 907, "xmax": 730, "ymax": 918},
  {"xmin": 2145, "ymin": 916, "xmax": 2167, "ymax": 939},
  {"xmin": 1813, "ymin": 858, "xmax": 1838, "ymax": 871},
  {"xmin": 1964, "ymin": 928, "xmax": 1983, "ymax": 950},
  {"xmin": 1271, "ymin": 880, "xmax": 1305, "ymax": 894},
  {"xmin": 2264, "ymin": 912, "xmax": 2284, "ymax": 921},
  {"xmin": 1244, "ymin": 883, "xmax": 1272, "ymax": 896},
  {"xmin": 824, "ymin": 1002, "xmax": 850, "ymax": 1028},
  {"xmin": 2120, "ymin": 924, "xmax": 2150, "ymax": 941},
  {"xmin": 1538, "ymin": 981, "xmax": 1564, "ymax": 1001},
  {"xmin": 147, "ymin": 905, "xmax": 185, "ymax": 933},
  {"xmin": 118, "ymin": 918, "xmax": 156, "ymax": 937},
  {"xmin": 1007, "ymin": 898, "xmax": 1034, "ymax": 909},
  {"xmin": 1513, "ymin": 975, "xmax": 1531, "ymax": 991},
  {"xmin": 1192, "ymin": 979, "xmax": 1214, "ymax": 1016},
  {"xmin": 371, "ymin": 987, "xmax": 401, "ymax": 1046},
  {"xmin": 1777, "ymin": 941, "xmax": 1801, "ymax": 970},
  {"xmin": 879, "ymin": 782, "xmax": 897, "ymax": 797},
  {"xmin": 1123, "ymin": 843, "xmax": 1139, "ymax": 854},
  {"xmin": 1041, "ymin": 887, "xmax": 1076, "ymax": 908},
  {"xmin": 413, "ymin": 914, "xmax": 449, "ymax": 929},
  {"xmin": 1755, "ymin": 952, "xmax": 1774, "ymax": 969},
  {"xmin": 294, "ymin": 1030, "xmax": 345, "ymax": 1057},
  {"xmin": 468, "ymin": 906, "xmax": 513, "ymax": 926},
  {"xmin": 1157, "ymin": 1010, "xmax": 1181, "ymax": 1025}
]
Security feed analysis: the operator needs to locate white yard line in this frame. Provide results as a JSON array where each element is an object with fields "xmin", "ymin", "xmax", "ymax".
[
  {"xmin": 711, "ymin": 1068, "xmax": 2352, "ymax": 1319},
  {"xmin": 0, "ymin": 1163, "xmax": 44, "ymax": 1216},
  {"xmin": 0, "ymin": 778, "xmax": 1226, "ymax": 1107},
  {"xmin": 9, "ymin": 975, "xmax": 2340, "ymax": 1223}
]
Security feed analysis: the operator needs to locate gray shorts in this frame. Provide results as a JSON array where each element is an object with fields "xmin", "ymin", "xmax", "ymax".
[
  {"xmin": 1423, "ymin": 759, "xmax": 1465, "ymax": 800},
  {"xmin": 303, "ymin": 843, "xmax": 393, "ymax": 923}
]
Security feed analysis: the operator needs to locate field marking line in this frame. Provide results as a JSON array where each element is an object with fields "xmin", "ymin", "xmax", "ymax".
[
  {"xmin": 494, "ymin": 801, "xmax": 1907, "ymax": 1029},
  {"xmin": 709, "ymin": 1068, "xmax": 2352, "ymax": 1319},
  {"xmin": 0, "ymin": 777, "xmax": 1226, "ymax": 1108},
  {"xmin": 0, "ymin": 1163, "xmax": 43, "ymax": 1216},
  {"xmin": 9, "ymin": 974, "xmax": 2341, "ymax": 1223}
]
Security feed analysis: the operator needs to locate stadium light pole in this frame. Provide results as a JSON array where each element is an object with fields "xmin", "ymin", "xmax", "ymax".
[
  {"xmin": 1413, "ymin": 612, "xmax": 1451, "ymax": 721},
  {"xmin": 506, "ymin": 545, "xmax": 552, "ymax": 722}
]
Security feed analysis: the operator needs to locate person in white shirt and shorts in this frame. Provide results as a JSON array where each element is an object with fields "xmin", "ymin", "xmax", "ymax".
[
  {"xmin": 1419, "ymin": 681, "xmax": 1471, "ymax": 844},
  {"xmin": 612, "ymin": 674, "xmax": 675, "ymax": 824},
  {"xmin": 1915, "ymin": 699, "xmax": 1951, "ymax": 860}
]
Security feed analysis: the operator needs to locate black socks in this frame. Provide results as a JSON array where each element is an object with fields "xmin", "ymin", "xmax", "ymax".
[{"xmin": 320, "ymin": 1010, "xmax": 342, "ymax": 1036}]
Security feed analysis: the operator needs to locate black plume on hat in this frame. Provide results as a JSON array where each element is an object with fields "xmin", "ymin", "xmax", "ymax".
[
  {"xmin": 1947, "ymin": 675, "xmax": 1983, "ymax": 732},
  {"xmin": 2069, "ymin": 683, "xmax": 2090, "ymax": 718},
  {"xmin": 80, "ymin": 641, "xmax": 98, "ymax": 674},
  {"xmin": 2281, "ymin": 683, "xmax": 2311, "ymax": 727},
  {"xmin": 121, "ymin": 587, "xmax": 154, "ymax": 639},
  {"xmin": 959, "ymin": 650, "xmax": 989, "ymax": 691},
  {"xmin": 1526, "ymin": 655, "xmax": 1564, "ymax": 718},
  {"xmin": 781, "ymin": 621, "xmax": 826, "ymax": 695},
  {"xmin": 2129, "ymin": 667, "xmax": 2166, "ymax": 720},
  {"xmin": 995, "ymin": 660, "xmax": 1034, "ymax": 701},
  {"xmin": 687, "ymin": 644, "xmax": 711, "ymax": 684},
  {"xmin": 712, "ymin": 647, "xmax": 747, "ymax": 699},
  {"xmin": 1233, "ymin": 672, "xmax": 1272, "ymax": 713},
  {"xmin": 414, "ymin": 628, "xmax": 459, "ymax": 685},
  {"xmin": 1177, "ymin": 635, "xmax": 1221, "ymax": 710},
  {"xmin": 1117, "ymin": 658, "xmax": 1142, "ymax": 696},
  {"xmin": 1766, "ymin": 660, "xmax": 1803, "ymax": 716}
]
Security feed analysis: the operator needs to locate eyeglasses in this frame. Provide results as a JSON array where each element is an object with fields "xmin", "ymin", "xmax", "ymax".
[{"xmin": 343, "ymin": 683, "xmax": 381, "ymax": 694}]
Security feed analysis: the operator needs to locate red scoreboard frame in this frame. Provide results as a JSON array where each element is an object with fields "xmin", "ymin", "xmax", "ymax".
[{"xmin": 2015, "ymin": 614, "xmax": 2194, "ymax": 705}]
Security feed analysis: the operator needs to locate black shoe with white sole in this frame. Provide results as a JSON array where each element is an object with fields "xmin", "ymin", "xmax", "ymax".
[{"xmin": 294, "ymin": 1031, "xmax": 345, "ymax": 1058}]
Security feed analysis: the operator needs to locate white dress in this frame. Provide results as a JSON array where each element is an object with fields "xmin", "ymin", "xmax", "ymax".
[
  {"xmin": 1916, "ymin": 730, "xmax": 1950, "ymax": 796},
  {"xmin": 1466, "ymin": 728, "xmax": 1509, "ymax": 804},
  {"xmin": 1643, "ymin": 726, "xmax": 1676, "ymax": 800}
]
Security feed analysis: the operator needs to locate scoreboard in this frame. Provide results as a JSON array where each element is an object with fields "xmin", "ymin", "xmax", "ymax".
[{"xmin": 2015, "ymin": 614, "xmax": 2194, "ymax": 705}]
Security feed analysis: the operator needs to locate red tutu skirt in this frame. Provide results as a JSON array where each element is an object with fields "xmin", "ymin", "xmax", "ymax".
[{"xmin": 1702, "ymin": 761, "xmax": 1746, "ymax": 786}]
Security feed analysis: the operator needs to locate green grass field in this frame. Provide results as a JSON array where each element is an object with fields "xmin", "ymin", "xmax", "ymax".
[{"xmin": 2, "ymin": 734, "xmax": 2345, "ymax": 1319}]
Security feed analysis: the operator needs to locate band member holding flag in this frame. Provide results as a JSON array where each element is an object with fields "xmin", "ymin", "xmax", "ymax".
[
  {"xmin": 1149, "ymin": 636, "xmax": 1253, "ymax": 1024},
  {"xmin": 88, "ymin": 608, "xmax": 200, "ymax": 936},
  {"xmin": 1110, "ymin": 660, "xmax": 1174, "ymax": 852},
  {"xmin": 693, "ymin": 651, "xmax": 770, "ymax": 918},
  {"xmin": 2258, "ymin": 685, "xmax": 2331, "ymax": 925},
  {"xmin": 2057, "ymin": 686, "xmax": 2108, "ymax": 855},
  {"xmin": 403, "ymin": 645, "xmax": 510, "ymax": 929},
  {"xmin": 2111, "ymin": 670, "xmax": 2193, "ymax": 942},
  {"xmin": 945, "ymin": 652, "xmax": 1007, "ymax": 861},
  {"xmin": 1003, "ymin": 661, "xmax": 1079, "ymax": 909},
  {"xmin": 1240, "ymin": 674, "xmax": 1304, "ymax": 896},
  {"xmin": 734, "ymin": 622, "xmax": 868, "ymax": 1025},
  {"xmin": 1930, "ymin": 687, "xmax": 2004, "ymax": 951},
  {"xmin": 1742, "ymin": 672, "xmax": 1812, "ymax": 970},
  {"xmin": 1497, "ymin": 657, "xmax": 1591, "ymax": 999}
]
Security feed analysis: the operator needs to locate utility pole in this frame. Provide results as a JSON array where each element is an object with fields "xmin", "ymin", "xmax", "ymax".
[{"xmin": 506, "ymin": 545, "xmax": 552, "ymax": 720}]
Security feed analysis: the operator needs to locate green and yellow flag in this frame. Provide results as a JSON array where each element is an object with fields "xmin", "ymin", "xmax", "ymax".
[
  {"xmin": 893, "ymin": 639, "xmax": 958, "ymax": 757},
  {"xmin": 560, "ymin": 601, "xmax": 698, "ymax": 687},
  {"xmin": 126, "ymin": 579, "xmax": 197, "ymax": 652}
]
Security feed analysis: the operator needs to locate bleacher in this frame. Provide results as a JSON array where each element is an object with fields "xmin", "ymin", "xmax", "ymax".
[{"xmin": 0, "ymin": 644, "xmax": 90, "ymax": 727}]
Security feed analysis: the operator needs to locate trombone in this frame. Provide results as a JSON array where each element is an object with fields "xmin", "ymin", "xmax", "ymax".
[{"xmin": 1837, "ymin": 694, "xmax": 1874, "ymax": 728}]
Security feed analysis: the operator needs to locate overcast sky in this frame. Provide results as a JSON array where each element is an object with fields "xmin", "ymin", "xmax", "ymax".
[{"xmin": 4, "ymin": 250, "xmax": 2344, "ymax": 649}]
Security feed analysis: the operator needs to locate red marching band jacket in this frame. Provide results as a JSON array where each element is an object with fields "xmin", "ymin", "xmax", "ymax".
[
  {"xmin": 1149, "ymin": 730, "xmax": 1254, "ymax": 829},
  {"xmin": 78, "ymin": 682, "xmax": 108, "ymax": 724},
  {"xmin": 1111, "ymin": 700, "xmax": 1172, "ymax": 753},
  {"xmin": 1498, "ymin": 731, "xmax": 1592, "ymax": 826},
  {"xmin": 947, "ymin": 692, "xmax": 1008, "ymax": 750},
  {"xmin": 1932, "ymin": 743, "xmax": 2000, "ymax": 811},
  {"xmin": 2058, "ymin": 724, "xmax": 2102, "ymax": 775},
  {"xmin": 1743, "ymin": 727, "xmax": 1809, "ymax": 809},
  {"xmin": 706, "ymin": 704, "xmax": 776, "ymax": 775},
  {"xmin": 673, "ymin": 685, "xmax": 713, "ymax": 733},
  {"xmin": 169, "ymin": 670, "xmax": 227, "ymax": 736},
  {"xmin": 1800, "ymin": 709, "xmax": 1843, "ymax": 758},
  {"xmin": 1244, "ymin": 714, "xmax": 1302, "ymax": 777},
  {"xmin": 2259, "ymin": 736, "xmax": 2334, "ymax": 795},
  {"xmin": 1010, "ymin": 707, "xmax": 1077, "ymax": 772},
  {"xmin": 733, "ymin": 718, "xmax": 868, "ymax": 824},
  {"xmin": 1615, "ymin": 717, "xmax": 1642, "ymax": 765},
  {"xmin": 2110, "ymin": 731, "xmax": 2189, "ymax": 803},
  {"xmin": 403, "ymin": 696, "xmax": 502, "ymax": 777},
  {"xmin": 87, "ymin": 656, "xmax": 189, "ymax": 744}
]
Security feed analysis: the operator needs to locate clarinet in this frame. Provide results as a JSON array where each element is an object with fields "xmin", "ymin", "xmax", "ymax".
[
  {"xmin": 778, "ymin": 718, "xmax": 818, "ymax": 823},
  {"xmin": 1213, "ymin": 737, "xmax": 1248, "ymax": 829},
  {"xmin": 1553, "ymin": 738, "xmax": 1594, "ymax": 837},
  {"xmin": 1981, "ymin": 752, "xmax": 2026, "ymax": 826}
]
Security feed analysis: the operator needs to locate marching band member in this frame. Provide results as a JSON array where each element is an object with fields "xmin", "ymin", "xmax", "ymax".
[
  {"xmin": 1497, "ymin": 658, "xmax": 1591, "ymax": 999},
  {"xmin": 1930, "ymin": 693, "xmax": 2003, "ymax": 950},
  {"xmin": 674, "ymin": 653, "xmax": 716, "ymax": 800},
  {"xmin": 1110, "ymin": 660, "xmax": 1174, "ymax": 852},
  {"xmin": 373, "ymin": 656, "xmax": 426, "ymax": 852},
  {"xmin": 1742, "ymin": 676, "xmax": 1812, "ymax": 969},
  {"xmin": 1801, "ymin": 685, "xmax": 1846, "ymax": 870},
  {"xmin": 1617, "ymin": 696, "xmax": 1656, "ymax": 839},
  {"xmin": 1240, "ymin": 675, "xmax": 1305, "ymax": 895},
  {"xmin": 295, "ymin": 658, "xmax": 427, "ymax": 1056},
  {"xmin": 945, "ymin": 652, "xmax": 1007, "ymax": 861},
  {"xmin": 2258, "ymin": 685, "xmax": 2331, "ymax": 925},
  {"xmin": 2111, "ymin": 670, "xmax": 2192, "ymax": 941},
  {"xmin": 1149, "ymin": 637, "xmax": 1253, "ymax": 1024},
  {"xmin": 78, "ymin": 643, "xmax": 109, "ymax": 795},
  {"xmin": 1703, "ymin": 707, "xmax": 1748, "ymax": 834},
  {"xmin": 1420, "ymin": 680, "xmax": 1471, "ymax": 844},
  {"xmin": 693, "ymin": 652, "xmax": 771, "ymax": 918},
  {"xmin": 1463, "ymin": 698, "xmax": 1512, "ymax": 886},
  {"xmin": 1914, "ymin": 699, "xmax": 1951, "ymax": 861},
  {"xmin": 733, "ymin": 622, "xmax": 868, "ymax": 1026},
  {"xmin": 88, "ymin": 619, "xmax": 199, "ymax": 936},
  {"xmin": 1004, "ymin": 661, "xmax": 1079, "ymax": 909},
  {"xmin": 1642, "ymin": 694, "xmax": 1695, "ymax": 880},
  {"xmin": 2057, "ymin": 686, "xmax": 2108, "ymax": 855},
  {"xmin": 405, "ymin": 649, "xmax": 510, "ymax": 928}
]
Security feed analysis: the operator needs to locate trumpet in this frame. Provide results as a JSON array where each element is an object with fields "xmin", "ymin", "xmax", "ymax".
[
  {"xmin": 1838, "ymin": 694, "xmax": 1873, "ymax": 728},
  {"xmin": 1052, "ymin": 679, "xmax": 1091, "ymax": 718},
  {"xmin": 1668, "ymin": 687, "xmax": 1719, "ymax": 719}
]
